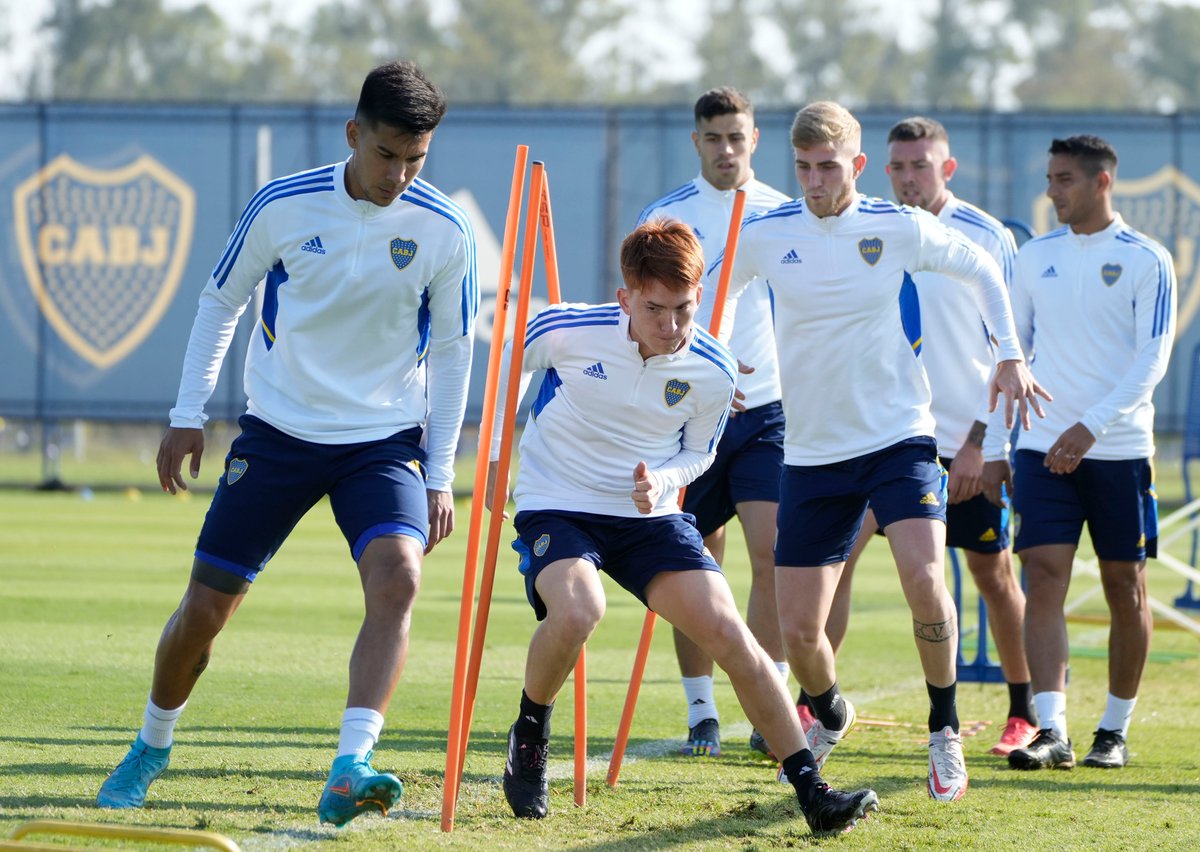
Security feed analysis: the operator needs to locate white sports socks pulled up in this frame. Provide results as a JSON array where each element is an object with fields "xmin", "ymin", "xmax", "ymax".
[
  {"xmin": 140, "ymin": 697, "xmax": 186, "ymax": 749},
  {"xmin": 337, "ymin": 707, "xmax": 385, "ymax": 758},
  {"xmin": 1097, "ymin": 693, "xmax": 1137, "ymax": 737},
  {"xmin": 682, "ymin": 675, "xmax": 717, "ymax": 727},
  {"xmin": 1033, "ymin": 691, "xmax": 1068, "ymax": 739}
]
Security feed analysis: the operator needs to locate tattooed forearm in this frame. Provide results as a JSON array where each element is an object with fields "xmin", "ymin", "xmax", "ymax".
[
  {"xmin": 966, "ymin": 420, "xmax": 987, "ymax": 448},
  {"xmin": 913, "ymin": 618, "xmax": 956, "ymax": 643}
]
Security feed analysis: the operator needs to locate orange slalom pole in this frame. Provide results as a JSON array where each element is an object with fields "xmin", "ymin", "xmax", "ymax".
[
  {"xmin": 539, "ymin": 170, "xmax": 585, "ymax": 805},
  {"xmin": 455, "ymin": 161, "xmax": 547, "ymax": 787},
  {"xmin": 441, "ymin": 144, "xmax": 528, "ymax": 833},
  {"xmin": 573, "ymin": 646, "xmax": 587, "ymax": 806},
  {"xmin": 606, "ymin": 189, "xmax": 747, "ymax": 788},
  {"xmin": 539, "ymin": 172, "xmax": 562, "ymax": 304}
]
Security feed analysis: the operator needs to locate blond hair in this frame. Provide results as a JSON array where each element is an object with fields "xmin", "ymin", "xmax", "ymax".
[{"xmin": 790, "ymin": 101, "xmax": 861, "ymax": 151}]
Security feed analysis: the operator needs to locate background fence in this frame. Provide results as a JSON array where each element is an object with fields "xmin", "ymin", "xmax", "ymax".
[{"xmin": 2, "ymin": 104, "xmax": 1197, "ymax": 454}]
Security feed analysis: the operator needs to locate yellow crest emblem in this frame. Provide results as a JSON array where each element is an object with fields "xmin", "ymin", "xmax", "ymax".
[{"xmin": 12, "ymin": 154, "xmax": 195, "ymax": 369}]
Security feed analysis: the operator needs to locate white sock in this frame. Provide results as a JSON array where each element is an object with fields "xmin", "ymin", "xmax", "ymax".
[
  {"xmin": 682, "ymin": 675, "xmax": 717, "ymax": 727},
  {"xmin": 1033, "ymin": 691, "xmax": 1068, "ymax": 739},
  {"xmin": 139, "ymin": 697, "xmax": 185, "ymax": 749},
  {"xmin": 337, "ymin": 707, "xmax": 384, "ymax": 758},
  {"xmin": 1097, "ymin": 693, "xmax": 1137, "ymax": 737},
  {"xmin": 774, "ymin": 661, "xmax": 790, "ymax": 681}
]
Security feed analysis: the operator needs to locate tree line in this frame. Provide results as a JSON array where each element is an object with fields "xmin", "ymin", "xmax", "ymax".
[{"xmin": 16, "ymin": 0, "xmax": 1200, "ymax": 110}]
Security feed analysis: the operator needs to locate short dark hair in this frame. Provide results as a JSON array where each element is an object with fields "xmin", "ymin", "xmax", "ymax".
[
  {"xmin": 1049, "ymin": 135, "xmax": 1118, "ymax": 179},
  {"xmin": 694, "ymin": 86, "xmax": 754, "ymax": 124},
  {"xmin": 620, "ymin": 219, "xmax": 704, "ymax": 293},
  {"xmin": 887, "ymin": 116, "xmax": 949, "ymax": 146},
  {"xmin": 355, "ymin": 61, "xmax": 447, "ymax": 136}
]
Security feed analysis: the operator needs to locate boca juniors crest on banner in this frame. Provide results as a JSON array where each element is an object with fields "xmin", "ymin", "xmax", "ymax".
[
  {"xmin": 12, "ymin": 154, "xmax": 195, "ymax": 370},
  {"xmin": 1034, "ymin": 165, "xmax": 1200, "ymax": 333}
]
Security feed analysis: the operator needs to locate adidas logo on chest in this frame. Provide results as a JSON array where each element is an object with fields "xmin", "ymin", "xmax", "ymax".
[
  {"xmin": 301, "ymin": 236, "xmax": 326, "ymax": 255},
  {"xmin": 583, "ymin": 362, "xmax": 608, "ymax": 380}
]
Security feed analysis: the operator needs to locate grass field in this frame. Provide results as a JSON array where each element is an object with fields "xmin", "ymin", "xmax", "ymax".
[{"xmin": 3, "ymin": 442, "xmax": 1200, "ymax": 849}]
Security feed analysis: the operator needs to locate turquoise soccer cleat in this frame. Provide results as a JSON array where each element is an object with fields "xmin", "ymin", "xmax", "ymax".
[
  {"xmin": 96, "ymin": 735, "xmax": 171, "ymax": 808},
  {"xmin": 317, "ymin": 751, "xmax": 403, "ymax": 827}
]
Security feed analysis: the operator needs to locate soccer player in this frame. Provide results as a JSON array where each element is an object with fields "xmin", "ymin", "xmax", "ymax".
[
  {"xmin": 1005, "ymin": 135, "xmax": 1175, "ymax": 772},
  {"xmin": 636, "ymin": 86, "xmax": 792, "ymax": 758},
  {"xmin": 96, "ymin": 61, "xmax": 478, "ymax": 826},
  {"xmin": 708, "ymin": 101, "xmax": 1048, "ymax": 802},
  {"xmin": 492, "ymin": 220, "xmax": 878, "ymax": 836},
  {"xmin": 822, "ymin": 116, "xmax": 1038, "ymax": 757}
]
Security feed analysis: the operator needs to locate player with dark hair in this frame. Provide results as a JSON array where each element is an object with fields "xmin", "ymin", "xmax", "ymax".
[
  {"xmin": 711, "ymin": 101, "xmax": 1047, "ymax": 802},
  {"xmin": 1006, "ymin": 134, "xmax": 1175, "ymax": 772},
  {"xmin": 96, "ymin": 60, "xmax": 478, "ymax": 826},
  {"xmin": 491, "ymin": 219, "xmax": 879, "ymax": 836},
  {"xmin": 637, "ymin": 86, "xmax": 792, "ymax": 758}
]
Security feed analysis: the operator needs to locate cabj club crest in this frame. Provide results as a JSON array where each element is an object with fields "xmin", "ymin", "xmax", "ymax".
[
  {"xmin": 858, "ymin": 237, "xmax": 883, "ymax": 266},
  {"xmin": 1034, "ymin": 165, "xmax": 1200, "ymax": 332},
  {"xmin": 12, "ymin": 154, "xmax": 195, "ymax": 369},
  {"xmin": 664, "ymin": 379, "xmax": 691, "ymax": 407},
  {"xmin": 391, "ymin": 237, "xmax": 418, "ymax": 270}
]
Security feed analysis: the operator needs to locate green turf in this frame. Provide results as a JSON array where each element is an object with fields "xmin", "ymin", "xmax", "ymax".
[{"xmin": 2, "ymin": 461, "xmax": 1200, "ymax": 849}]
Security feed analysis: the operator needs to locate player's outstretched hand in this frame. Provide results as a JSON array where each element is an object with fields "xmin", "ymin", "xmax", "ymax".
[
  {"xmin": 631, "ymin": 461, "xmax": 661, "ymax": 515},
  {"xmin": 157, "ymin": 426, "xmax": 204, "ymax": 494},
  {"xmin": 426, "ymin": 489, "xmax": 455, "ymax": 553},
  {"xmin": 730, "ymin": 360, "xmax": 756, "ymax": 415},
  {"xmin": 989, "ymin": 359, "xmax": 1052, "ymax": 430}
]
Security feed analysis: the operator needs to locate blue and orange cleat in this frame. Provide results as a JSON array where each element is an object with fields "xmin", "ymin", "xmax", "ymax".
[{"xmin": 317, "ymin": 751, "xmax": 403, "ymax": 827}]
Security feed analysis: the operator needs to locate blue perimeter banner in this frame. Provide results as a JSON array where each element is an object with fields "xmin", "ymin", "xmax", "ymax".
[{"xmin": 1, "ymin": 104, "xmax": 1197, "ymax": 430}]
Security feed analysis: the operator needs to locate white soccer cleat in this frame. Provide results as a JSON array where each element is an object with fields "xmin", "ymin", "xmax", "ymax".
[
  {"xmin": 927, "ymin": 726, "xmax": 969, "ymax": 802},
  {"xmin": 807, "ymin": 699, "xmax": 856, "ymax": 770}
]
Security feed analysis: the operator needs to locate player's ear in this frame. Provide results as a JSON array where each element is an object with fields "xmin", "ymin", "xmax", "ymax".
[
  {"xmin": 617, "ymin": 287, "xmax": 631, "ymax": 313},
  {"xmin": 345, "ymin": 119, "xmax": 359, "ymax": 151},
  {"xmin": 943, "ymin": 156, "xmax": 958, "ymax": 182},
  {"xmin": 853, "ymin": 152, "xmax": 867, "ymax": 178}
]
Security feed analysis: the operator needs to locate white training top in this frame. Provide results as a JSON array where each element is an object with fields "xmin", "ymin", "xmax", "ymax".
[
  {"xmin": 491, "ymin": 303, "xmax": 737, "ymax": 518},
  {"xmin": 915, "ymin": 192, "xmax": 1018, "ymax": 461},
  {"xmin": 712, "ymin": 193, "xmax": 1023, "ymax": 466},
  {"xmin": 169, "ymin": 159, "xmax": 479, "ymax": 491},
  {"xmin": 637, "ymin": 175, "xmax": 791, "ymax": 410},
  {"xmin": 1011, "ymin": 213, "xmax": 1176, "ymax": 459}
]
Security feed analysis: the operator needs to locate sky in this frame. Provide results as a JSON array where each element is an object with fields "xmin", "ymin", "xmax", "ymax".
[{"xmin": 2, "ymin": 0, "xmax": 940, "ymax": 101}]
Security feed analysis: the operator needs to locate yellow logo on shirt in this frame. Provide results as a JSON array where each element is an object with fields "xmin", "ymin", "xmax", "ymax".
[
  {"xmin": 979, "ymin": 528, "xmax": 998, "ymax": 542},
  {"xmin": 390, "ymin": 237, "xmax": 418, "ymax": 270},
  {"xmin": 665, "ymin": 379, "xmax": 691, "ymax": 407},
  {"xmin": 858, "ymin": 237, "xmax": 883, "ymax": 266},
  {"xmin": 919, "ymin": 491, "xmax": 941, "ymax": 506},
  {"xmin": 1101, "ymin": 263, "xmax": 1122, "ymax": 286},
  {"xmin": 1137, "ymin": 533, "xmax": 1146, "ymax": 548}
]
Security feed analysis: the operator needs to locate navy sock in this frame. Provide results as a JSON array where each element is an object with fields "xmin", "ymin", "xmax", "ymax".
[
  {"xmin": 515, "ymin": 689, "xmax": 553, "ymax": 741},
  {"xmin": 1007, "ymin": 681, "xmax": 1036, "ymax": 724},
  {"xmin": 927, "ymin": 681, "xmax": 960, "ymax": 733},
  {"xmin": 809, "ymin": 683, "xmax": 846, "ymax": 731}
]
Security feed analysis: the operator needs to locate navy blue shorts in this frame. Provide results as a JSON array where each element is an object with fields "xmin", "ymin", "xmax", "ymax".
[
  {"xmin": 1013, "ymin": 450, "xmax": 1157, "ymax": 561},
  {"xmin": 682, "ymin": 401, "xmax": 785, "ymax": 537},
  {"xmin": 941, "ymin": 455, "xmax": 1010, "ymax": 553},
  {"xmin": 195, "ymin": 414, "xmax": 428, "ymax": 584},
  {"xmin": 511, "ymin": 510, "xmax": 721, "ymax": 620},
  {"xmin": 776, "ymin": 436, "xmax": 947, "ymax": 567}
]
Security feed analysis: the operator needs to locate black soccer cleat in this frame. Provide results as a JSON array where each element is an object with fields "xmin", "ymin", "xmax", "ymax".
[
  {"xmin": 1082, "ymin": 728, "xmax": 1128, "ymax": 768},
  {"xmin": 681, "ymin": 717, "xmax": 721, "ymax": 757},
  {"xmin": 1008, "ymin": 728, "xmax": 1076, "ymax": 770},
  {"xmin": 800, "ymin": 784, "xmax": 880, "ymax": 837},
  {"xmin": 503, "ymin": 723, "xmax": 549, "ymax": 819}
]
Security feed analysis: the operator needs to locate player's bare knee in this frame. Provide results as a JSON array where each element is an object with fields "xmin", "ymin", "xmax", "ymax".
[
  {"xmin": 552, "ymin": 599, "xmax": 604, "ymax": 643},
  {"xmin": 1099, "ymin": 564, "xmax": 1147, "ymax": 612},
  {"xmin": 778, "ymin": 619, "xmax": 823, "ymax": 654}
]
